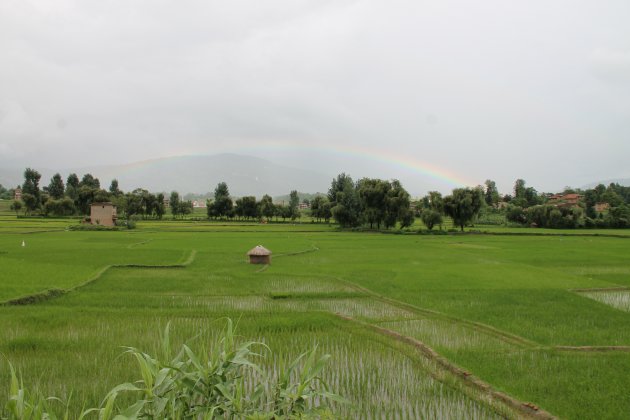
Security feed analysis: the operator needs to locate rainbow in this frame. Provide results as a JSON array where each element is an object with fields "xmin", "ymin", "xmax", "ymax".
[
  {"xmin": 244, "ymin": 141, "xmax": 475, "ymax": 187},
  {"xmin": 112, "ymin": 142, "xmax": 475, "ymax": 188}
]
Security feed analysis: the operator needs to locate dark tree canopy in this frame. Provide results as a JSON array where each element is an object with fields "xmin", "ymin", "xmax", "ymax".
[
  {"xmin": 259, "ymin": 194, "xmax": 275, "ymax": 220},
  {"xmin": 330, "ymin": 174, "xmax": 412, "ymax": 229},
  {"xmin": 288, "ymin": 190, "xmax": 300, "ymax": 220},
  {"xmin": 169, "ymin": 191, "xmax": 181, "ymax": 218},
  {"xmin": 443, "ymin": 187, "xmax": 484, "ymax": 231},
  {"xmin": 209, "ymin": 182, "xmax": 233, "ymax": 218},
  {"xmin": 48, "ymin": 173, "xmax": 65, "ymax": 200},
  {"xmin": 80, "ymin": 173, "xmax": 100, "ymax": 189},
  {"xmin": 330, "ymin": 180, "xmax": 360, "ymax": 228},
  {"xmin": 109, "ymin": 179, "xmax": 121, "ymax": 196},
  {"xmin": 155, "ymin": 193, "xmax": 166, "ymax": 219},
  {"xmin": 484, "ymin": 179, "xmax": 500, "ymax": 206},
  {"xmin": 357, "ymin": 178, "xmax": 388, "ymax": 229},
  {"xmin": 235, "ymin": 196, "xmax": 258, "ymax": 220},
  {"xmin": 66, "ymin": 173, "xmax": 80, "ymax": 189},
  {"xmin": 10, "ymin": 200, "xmax": 22, "ymax": 216},
  {"xmin": 21, "ymin": 193, "xmax": 39, "ymax": 214},
  {"xmin": 310, "ymin": 196, "xmax": 331, "ymax": 223},
  {"xmin": 22, "ymin": 168, "xmax": 42, "ymax": 200},
  {"xmin": 383, "ymin": 179, "xmax": 412, "ymax": 229},
  {"xmin": 421, "ymin": 209, "xmax": 443, "ymax": 230}
]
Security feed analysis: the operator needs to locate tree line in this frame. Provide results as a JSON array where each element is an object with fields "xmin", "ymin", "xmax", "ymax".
[
  {"xmin": 6, "ymin": 167, "xmax": 630, "ymax": 229},
  {"xmin": 500, "ymin": 179, "xmax": 630, "ymax": 229},
  {"xmin": 204, "ymin": 183, "xmax": 302, "ymax": 222},
  {"xmin": 9, "ymin": 168, "xmax": 170, "ymax": 220}
]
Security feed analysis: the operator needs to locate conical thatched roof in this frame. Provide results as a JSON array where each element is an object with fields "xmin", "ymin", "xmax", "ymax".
[{"xmin": 247, "ymin": 245, "xmax": 272, "ymax": 256}]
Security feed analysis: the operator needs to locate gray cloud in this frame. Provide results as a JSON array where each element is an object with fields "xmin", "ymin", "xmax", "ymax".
[{"xmin": 1, "ymin": 0, "xmax": 629, "ymax": 194}]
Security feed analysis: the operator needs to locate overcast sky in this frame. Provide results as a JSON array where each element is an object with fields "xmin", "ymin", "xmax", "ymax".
[{"xmin": 1, "ymin": 0, "xmax": 629, "ymax": 194}]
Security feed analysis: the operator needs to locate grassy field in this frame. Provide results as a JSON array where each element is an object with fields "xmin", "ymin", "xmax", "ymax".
[{"xmin": 1, "ymin": 213, "xmax": 630, "ymax": 418}]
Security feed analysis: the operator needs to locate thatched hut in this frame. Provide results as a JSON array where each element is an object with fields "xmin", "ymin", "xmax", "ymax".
[{"xmin": 247, "ymin": 245, "xmax": 272, "ymax": 264}]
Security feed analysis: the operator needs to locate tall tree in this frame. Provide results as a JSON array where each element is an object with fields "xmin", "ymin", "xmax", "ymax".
[
  {"xmin": 384, "ymin": 180, "xmax": 412, "ymax": 229},
  {"xmin": 169, "ymin": 191, "xmax": 181, "ymax": 219},
  {"xmin": 583, "ymin": 189, "xmax": 598, "ymax": 218},
  {"xmin": 443, "ymin": 187, "xmax": 484, "ymax": 232},
  {"xmin": 109, "ymin": 179, "xmax": 122, "ymax": 196},
  {"xmin": 328, "ymin": 173, "xmax": 354, "ymax": 204},
  {"xmin": 329, "ymin": 173, "xmax": 360, "ymax": 228},
  {"xmin": 155, "ymin": 193, "xmax": 166, "ymax": 219},
  {"xmin": 48, "ymin": 173, "xmax": 65, "ymax": 200},
  {"xmin": 484, "ymin": 179, "xmax": 500, "ymax": 206},
  {"xmin": 357, "ymin": 178, "xmax": 388, "ymax": 229},
  {"xmin": 80, "ymin": 173, "xmax": 100, "ymax": 189},
  {"xmin": 288, "ymin": 190, "xmax": 300, "ymax": 221},
  {"xmin": 21, "ymin": 193, "xmax": 39, "ymax": 215},
  {"xmin": 235, "ymin": 196, "xmax": 258, "ymax": 220},
  {"xmin": 514, "ymin": 179, "xmax": 526, "ymax": 200},
  {"xmin": 421, "ymin": 209, "xmax": 442, "ymax": 230},
  {"xmin": 125, "ymin": 189, "xmax": 146, "ymax": 218},
  {"xmin": 66, "ymin": 173, "xmax": 79, "ymax": 189},
  {"xmin": 179, "ymin": 200, "xmax": 193, "ymax": 217},
  {"xmin": 22, "ymin": 168, "xmax": 42, "ymax": 203},
  {"xmin": 524, "ymin": 187, "xmax": 541, "ymax": 207},
  {"xmin": 259, "ymin": 194, "xmax": 275, "ymax": 221},
  {"xmin": 65, "ymin": 173, "xmax": 80, "ymax": 202},
  {"xmin": 212, "ymin": 182, "xmax": 233, "ymax": 219},
  {"xmin": 426, "ymin": 191, "xmax": 444, "ymax": 212},
  {"xmin": 10, "ymin": 200, "xmax": 22, "ymax": 216},
  {"xmin": 76, "ymin": 186, "xmax": 97, "ymax": 214},
  {"xmin": 310, "ymin": 196, "xmax": 331, "ymax": 223}
]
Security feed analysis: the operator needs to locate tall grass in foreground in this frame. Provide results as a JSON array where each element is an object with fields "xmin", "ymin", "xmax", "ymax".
[{"xmin": 2, "ymin": 320, "xmax": 344, "ymax": 419}]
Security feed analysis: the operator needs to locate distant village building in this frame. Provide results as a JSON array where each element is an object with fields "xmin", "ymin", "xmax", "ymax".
[
  {"xmin": 548, "ymin": 193, "xmax": 583, "ymax": 208},
  {"xmin": 14, "ymin": 187, "xmax": 22, "ymax": 201},
  {"xmin": 163, "ymin": 198, "xmax": 170, "ymax": 208},
  {"xmin": 247, "ymin": 245, "xmax": 272, "ymax": 265},
  {"xmin": 299, "ymin": 202, "xmax": 310, "ymax": 210},
  {"xmin": 595, "ymin": 202, "xmax": 610, "ymax": 213},
  {"xmin": 90, "ymin": 202, "xmax": 117, "ymax": 227},
  {"xmin": 192, "ymin": 200, "xmax": 207, "ymax": 208}
]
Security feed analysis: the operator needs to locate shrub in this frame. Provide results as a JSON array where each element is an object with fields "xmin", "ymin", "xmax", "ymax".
[
  {"xmin": 68, "ymin": 224, "xmax": 119, "ymax": 231},
  {"xmin": 115, "ymin": 219, "xmax": 136, "ymax": 230},
  {"xmin": 420, "ymin": 209, "xmax": 442, "ymax": 230}
]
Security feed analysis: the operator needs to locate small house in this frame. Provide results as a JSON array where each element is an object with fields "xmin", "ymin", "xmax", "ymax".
[
  {"xmin": 595, "ymin": 202, "xmax": 610, "ymax": 213},
  {"xmin": 90, "ymin": 202, "xmax": 117, "ymax": 227},
  {"xmin": 548, "ymin": 193, "xmax": 583, "ymax": 207},
  {"xmin": 14, "ymin": 187, "xmax": 22, "ymax": 201},
  {"xmin": 247, "ymin": 245, "xmax": 272, "ymax": 265}
]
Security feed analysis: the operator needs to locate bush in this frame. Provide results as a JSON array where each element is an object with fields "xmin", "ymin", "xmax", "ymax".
[
  {"xmin": 68, "ymin": 224, "xmax": 119, "ymax": 231},
  {"xmin": 420, "ymin": 209, "xmax": 443, "ymax": 230},
  {"xmin": 43, "ymin": 198, "xmax": 76, "ymax": 217},
  {"xmin": 115, "ymin": 219, "xmax": 136, "ymax": 230}
]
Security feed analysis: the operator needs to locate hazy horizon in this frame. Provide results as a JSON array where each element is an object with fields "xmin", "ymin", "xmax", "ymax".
[{"xmin": 2, "ymin": 1, "xmax": 629, "ymax": 194}]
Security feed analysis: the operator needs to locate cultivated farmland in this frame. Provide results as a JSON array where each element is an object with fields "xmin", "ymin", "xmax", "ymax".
[{"xmin": 1, "ymin": 215, "xmax": 630, "ymax": 418}]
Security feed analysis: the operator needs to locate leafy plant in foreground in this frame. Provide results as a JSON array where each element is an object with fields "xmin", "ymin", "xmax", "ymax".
[{"xmin": 2, "ymin": 320, "xmax": 345, "ymax": 419}]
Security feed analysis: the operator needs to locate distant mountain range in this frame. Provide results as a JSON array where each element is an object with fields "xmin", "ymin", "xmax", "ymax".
[
  {"xmin": 2, "ymin": 153, "xmax": 629, "ymax": 198},
  {"xmin": 0, "ymin": 154, "xmax": 334, "ymax": 197}
]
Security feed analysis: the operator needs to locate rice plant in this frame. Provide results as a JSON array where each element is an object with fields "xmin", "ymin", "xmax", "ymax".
[
  {"xmin": 380, "ymin": 319, "xmax": 518, "ymax": 352},
  {"xmin": 581, "ymin": 290, "xmax": 630, "ymax": 312},
  {"xmin": 2, "ymin": 320, "xmax": 343, "ymax": 419}
]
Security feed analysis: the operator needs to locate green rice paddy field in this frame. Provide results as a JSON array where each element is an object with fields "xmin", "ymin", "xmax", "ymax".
[{"xmin": 1, "ymin": 210, "xmax": 630, "ymax": 419}]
